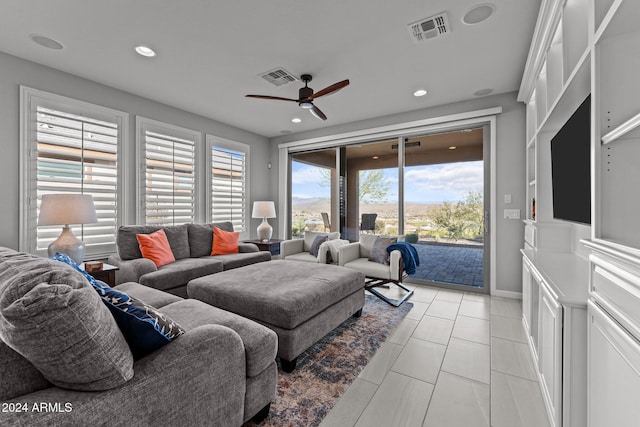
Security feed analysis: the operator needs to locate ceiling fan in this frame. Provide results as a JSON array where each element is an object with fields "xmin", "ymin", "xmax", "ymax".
[{"xmin": 246, "ymin": 74, "xmax": 349, "ymax": 121}]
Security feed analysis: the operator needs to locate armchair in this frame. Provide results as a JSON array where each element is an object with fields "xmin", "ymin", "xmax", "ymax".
[
  {"xmin": 338, "ymin": 234, "xmax": 414, "ymax": 307},
  {"xmin": 280, "ymin": 231, "xmax": 340, "ymax": 263}
]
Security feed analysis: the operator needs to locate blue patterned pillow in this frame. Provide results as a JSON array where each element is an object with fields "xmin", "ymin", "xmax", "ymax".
[{"xmin": 52, "ymin": 253, "xmax": 185, "ymax": 359}]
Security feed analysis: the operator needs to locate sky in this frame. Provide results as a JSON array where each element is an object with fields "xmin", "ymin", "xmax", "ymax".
[{"xmin": 291, "ymin": 160, "xmax": 484, "ymax": 204}]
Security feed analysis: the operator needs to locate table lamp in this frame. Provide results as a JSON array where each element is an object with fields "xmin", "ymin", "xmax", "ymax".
[
  {"xmin": 38, "ymin": 194, "xmax": 98, "ymax": 263},
  {"xmin": 252, "ymin": 201, "xmax": 276, "ymax": 242}
]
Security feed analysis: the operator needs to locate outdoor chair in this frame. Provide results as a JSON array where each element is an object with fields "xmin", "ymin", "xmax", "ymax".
[
  {"xmin": 360, "ymin": 213, "xmax": 377, "ymax": 234},
  {"xmin": 321, "ymin": 212, "xmax": 331, "ymax": 232},
  {"xmin": 338, "ymin": 234, "xmax": 413, "ymax": 306}
]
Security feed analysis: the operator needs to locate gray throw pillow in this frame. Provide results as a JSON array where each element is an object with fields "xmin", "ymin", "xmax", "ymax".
[
  {"xmin": 368, "ymin": 237, "xmax": 397, "ymax": 265},
  {"xmin": 0, "ymin": 248, "xmax": 134, "ymax": 391},
  {"xmin": 309, "ymin": 234, "xmax": 328, "ymax": 257}
]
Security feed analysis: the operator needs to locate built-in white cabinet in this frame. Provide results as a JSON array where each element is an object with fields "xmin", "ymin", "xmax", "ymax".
[
  {"xmin": 521, "ymin": 251, "xmax": 588, "ymax": 427},
  {"xmin": 587, "ymin": 300, "xmax": 640, "ymax": 427},
  {"xmin": 539, "ymin": 281, "xmax": 562, "ymax": 426},
  {"xmin": 520, "ymin": 0, "xmax": 640, "ymax": 424}
]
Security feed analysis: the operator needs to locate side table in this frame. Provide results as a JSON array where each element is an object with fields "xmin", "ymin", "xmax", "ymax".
[
  {"xmin": 243, "ymin": 239, "xmax": 284, "ymax": 257},
  {"xmin": 81, "ymin": 262, "xmax": 119, "ymax": 287}
]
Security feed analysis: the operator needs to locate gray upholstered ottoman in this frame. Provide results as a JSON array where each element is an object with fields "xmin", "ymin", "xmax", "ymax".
[{"xmin": 187, "ymin": 260, "xmax": 365, "ymax": 372}]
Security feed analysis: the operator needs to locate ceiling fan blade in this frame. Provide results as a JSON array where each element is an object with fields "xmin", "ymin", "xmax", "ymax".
[
  {"xmin": 309, "ymin": 105, "xmax": 328, "ymax": 121},
  {"xmin": 309, "ymin": 79, "xmax": 350, "ymax": 99},
  {"xmin": 245, "ymin": 94, "xmax": 300, "ymax": 102}
]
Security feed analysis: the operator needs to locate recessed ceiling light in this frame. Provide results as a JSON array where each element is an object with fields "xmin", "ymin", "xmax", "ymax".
[
  {"xmin": 462, "ymin": 3, "xmax": 496, "ymax": 25},
  {"xmin": 280, "ymin": 130, "xmax": 292, "ymax": 135},
  {"xmin": 135, "ymin": 45, "xmax": 156, "ymax": 57},
  {"xmin": 449, "ymin": 146, "xmax": 457, "ymax": 150},
  {"xmin": 372, "ymin": 156, "xmax": 379, "ymax": 160},
  {"xmin": 413, "ymin": 89, "xmax": 428, "ymax": 97},
  {"xmin": 30, "ymin": 34, "xmax": 64, "ymax": 50},
  {"xmin": 291, "ymin": 117, "xmax": 302, "ymax": 123},
  {"xmin": 473, "ymin": 88, "xmax": 493, "ymax": 96}
]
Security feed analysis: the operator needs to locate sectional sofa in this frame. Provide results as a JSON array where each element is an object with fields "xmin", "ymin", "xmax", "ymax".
[
  {"xmin": 108, "ymin": 222, "xmax": 271, "ymax": 297},
  {"xmin": 0, "ymin": 247, "xmax": 278, "ymax": 427}
]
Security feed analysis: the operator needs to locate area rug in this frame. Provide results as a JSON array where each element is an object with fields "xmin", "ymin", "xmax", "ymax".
[{"xmin": 246, "ymin": 294, "xmax": 413, "ymax": 427}]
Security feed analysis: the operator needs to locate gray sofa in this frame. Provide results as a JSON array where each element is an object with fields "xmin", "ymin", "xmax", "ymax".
[
  {"xmin": 108, "ymin": 222, "xmax": 271, "ymax": 297},
  {"xmin": 0, "ymin": 247, "xmax": 278, "ymax": 426}
]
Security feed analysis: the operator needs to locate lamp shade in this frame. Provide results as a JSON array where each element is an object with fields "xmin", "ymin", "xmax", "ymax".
[
  {"xmin": 252, "ymin": 201, "xmax": 276, "ymax": 218},
  {"xmin": 38, "ymin": 194, "xmax": 98, "ymax": 226}
]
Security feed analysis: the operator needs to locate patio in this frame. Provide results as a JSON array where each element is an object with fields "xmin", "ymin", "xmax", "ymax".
[{"xmin": 408, "ymin": 242, "xmax": 484, "ymax": 287}]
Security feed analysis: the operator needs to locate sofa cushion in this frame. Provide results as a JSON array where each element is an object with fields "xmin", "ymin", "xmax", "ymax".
[
  {"xmin": 117, "ymin": 224, "xmax": 190, "ymax": 261},
  {"xmin": 187, "ymin": 222, "xmax": 235, "ymax": 258},
  {"xmin": 140, "ymin": 257, "xmax": 224, "ymax": 291},
  {"xmin": 358, "ymin": 234, "xmax": 379, "ymax": 258},
  {"xmin": 368, "ymin": 237, "xmax": 397, "ymax": 265},
  {"xmin": 137, "ymin": 229, "xmax": 176, "ymax": 267},
  {"xmin": 160, "ymin": 299, "xmax": 278, "ymax": 378},
  {"xmin": 116, "ymin": 282, "xmax": 183, "ymax": 308},
  {"xmin": 212, "ymin": 226, "xmax": 240, "ymax": 255},
  {"xmin": 0, "ymin": 247, "xmax": 134, "ymax": 391},
  {"xmin": 284, "ymin": 252, "xmax": 320, "ymax": 263}
]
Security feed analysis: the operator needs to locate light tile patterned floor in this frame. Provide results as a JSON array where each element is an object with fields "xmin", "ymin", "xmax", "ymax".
[{"xmin": 320, "ymin": 283, "xmax": 550, "ymax": 427}]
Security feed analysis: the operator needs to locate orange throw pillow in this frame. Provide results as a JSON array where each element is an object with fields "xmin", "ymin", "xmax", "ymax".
[
  {"xmin": 136, "ymin": 229, "xmax": 175, "ymax": 267},
  {"xmin": 211, "ymin": 226, "xmax": 240, "ymax": 255}
]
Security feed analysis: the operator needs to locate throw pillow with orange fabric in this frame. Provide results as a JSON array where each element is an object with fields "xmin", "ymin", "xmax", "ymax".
[
  {"xmin": 136, "ymin": 229, "xmax": 175, "ymax": 267},
  {"xmin": 212, "ymin": 226, "xmax": 240, "ymax": 255}
]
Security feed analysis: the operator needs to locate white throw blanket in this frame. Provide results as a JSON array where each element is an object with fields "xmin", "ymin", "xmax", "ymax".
[{"xmin": 321, "ymin": 239, "xmax": 350, "ymax": 264}]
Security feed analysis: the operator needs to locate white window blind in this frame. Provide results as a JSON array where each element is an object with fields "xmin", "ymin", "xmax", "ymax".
[
  {"xmin": 140, "ymin": 120, "xmax": 198, "ymax": 225},
  {"xmin": 210, "ymin": 143, "xmax": 248, "ymax": 233},
  {"xmin": 20, "ymin": 87, "xmax": 126, "ymax": 259}
]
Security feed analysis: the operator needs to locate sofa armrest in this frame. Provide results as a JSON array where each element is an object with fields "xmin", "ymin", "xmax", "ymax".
[
  {"xmin": 1, "ymin": 325, "xmax": 247, "ymax": 427},
  {"xmin": 280, "ymin": 238, "xmax": 304, "ymax": 258},
  {"xmin": 238, "ymin": 242, "xmax": 259, "ymax": 253},
  {"xmin": 389, "ymin": 250, "xmax": 402, "ymax": 281},
  {"xmin": 338, "ymin": 242, "xmax": 361, "ymax": 266},
  {"xmin": 107, "ymin": 254, "xmax": 157, "ymax": 285}
]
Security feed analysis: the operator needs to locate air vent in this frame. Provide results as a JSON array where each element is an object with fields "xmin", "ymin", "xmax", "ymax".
[
  {"xmin": 259, "ymin": 68, "xmax": 298, "ymax": 87},
  {"xmin": 408, "ymin": 12, "xmax": 450, "ymax": 43}
]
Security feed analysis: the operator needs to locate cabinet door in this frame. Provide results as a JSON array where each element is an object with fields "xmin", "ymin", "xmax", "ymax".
[
  {"xmin": 588, "ymin": 300, "xmax": 640, "ymax": 427},
  {"xmin": 539, "ymin": 282, "xmax": 563, "ymax": 427},
  {"xmin": 522, "ymin": 259, "xmax": 533, "ymax": 333}
]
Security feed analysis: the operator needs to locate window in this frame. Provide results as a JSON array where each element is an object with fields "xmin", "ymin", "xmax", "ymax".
[
  {"xmin": 137, "ymin": 117, "xmax": 201, "ymax": 225},
  {"xmin": 207, "ymin": 135, "xmax": 250, "ymax": 236},
  {"xmin": 20, "ymin": 87, "xmax": 128, "ymax": 258}
]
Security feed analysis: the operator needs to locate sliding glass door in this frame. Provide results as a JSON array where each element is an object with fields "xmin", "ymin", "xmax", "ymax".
[{"xmin": 285, "ymin": 125, "xmax": 489, "ymax": 292}]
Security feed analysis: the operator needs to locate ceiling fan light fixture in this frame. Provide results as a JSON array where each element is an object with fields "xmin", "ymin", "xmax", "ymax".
[
  {"xmin": 135, "ymin": 45, "xmax": 156, "ymax": 57},
  {"xmin": 299, "ymin": 101, "xmax": 314, "ymax": 109}
]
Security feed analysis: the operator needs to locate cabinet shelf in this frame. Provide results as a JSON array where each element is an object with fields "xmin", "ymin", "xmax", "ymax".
[{"xmin": 602, "ymin": 111, "xmax": 640, "ymax": 145}]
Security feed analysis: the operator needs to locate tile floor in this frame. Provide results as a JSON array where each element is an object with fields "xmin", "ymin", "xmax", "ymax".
[{"xmin": 320, "ymin": 283, "xmax": 550, "ymax": 427}]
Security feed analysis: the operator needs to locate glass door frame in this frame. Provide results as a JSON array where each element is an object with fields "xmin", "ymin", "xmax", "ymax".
[{"xmin": 278, "ymin": 108, "xmax": 499, "ymax": 294}]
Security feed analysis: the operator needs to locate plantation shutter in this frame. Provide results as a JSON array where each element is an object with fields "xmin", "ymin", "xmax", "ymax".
[
  {"xmin": 211, "ymin": 145, "xmax": 247, "ymax": 232},
  {"xmin": 35, "ymin": 106, "xmax": 119, "ymax": 255},
  {"xmin": 142, "ymin": 130, "xmax": 196, "ymax": 225}
]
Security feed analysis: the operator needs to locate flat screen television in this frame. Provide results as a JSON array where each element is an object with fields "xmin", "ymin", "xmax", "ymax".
[{"xmin": 551, "ymin": 94, "xmax": 591, "ymax": 225}]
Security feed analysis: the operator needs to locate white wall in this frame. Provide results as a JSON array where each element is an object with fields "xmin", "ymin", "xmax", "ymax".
[
  {"xmin": 268, "ymin": 92, "xmax": 527, "ymax": 294},
  {"xmin": 0, "ymin": 51, "xmax": 272, "ymax": 249}
]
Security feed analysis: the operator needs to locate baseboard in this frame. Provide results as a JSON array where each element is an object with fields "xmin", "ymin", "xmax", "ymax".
[{"xmin": 491, "ymin": 289, "xmax": 522, "ymax": 299}]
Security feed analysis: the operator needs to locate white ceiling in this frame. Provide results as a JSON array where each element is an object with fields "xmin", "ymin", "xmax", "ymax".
[{"xmin": 0, "ymin": 0, "xmax": 540, "ymax": 138}]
